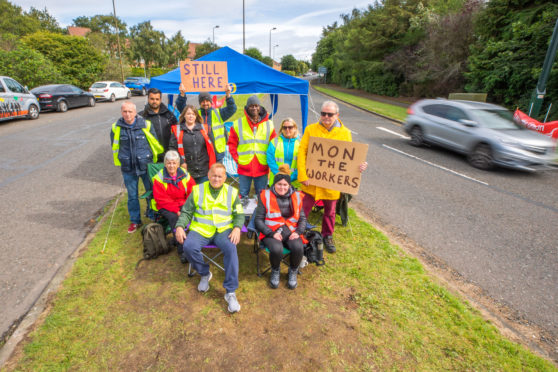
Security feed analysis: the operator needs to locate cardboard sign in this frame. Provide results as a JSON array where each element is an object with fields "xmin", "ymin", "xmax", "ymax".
[
  {"xmin": 305, "ymin": 137, "xmax": 368, "ymax": 195},
  {"xmin": 179, "ymin": 60, "xmax": 228, "ymax": 92}
]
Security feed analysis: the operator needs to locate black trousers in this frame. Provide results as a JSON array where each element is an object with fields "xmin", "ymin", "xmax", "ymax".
[
  {"xmin": 158, "ymin": 208, "xmax": 179, "ymax": 235},
  {"xmin": 262, "ymin": 229, "xmax": 304, "ymax": 270}
]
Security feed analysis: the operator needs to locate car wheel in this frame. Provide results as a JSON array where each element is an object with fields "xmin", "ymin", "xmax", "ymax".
[
  {"xmin": 141, "ymin": 87, "xmax": 146, "ymax": 96},
  {"xmin": 88, "ymin": 97, "xmax": 96, "ymax": 107},
  {"xmin": 110, "ymin": 93, "xmax": 116, "ymax": 102},
  {"xmin": 127, "ymin": 91, "xmax": 132, "ymax": 99},
  {"xmin": 469, "ymin": 143, "xmax": 494, "ymax": 170},
  {"xmin": 57, "ymin": 100, "xmax": 68, "ymax": 112},
  {"xmin": 409, "ymin": 126, "xmax": 424, "ymax": 146},
  {"xmin": 27, "ymin": 104, "xmax": 39, "ymax": 120}
]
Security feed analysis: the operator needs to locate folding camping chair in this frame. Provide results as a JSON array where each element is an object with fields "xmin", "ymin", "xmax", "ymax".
[{"xmin": 253, "ymin": 233, "xmax": 293, "ymax": 277}]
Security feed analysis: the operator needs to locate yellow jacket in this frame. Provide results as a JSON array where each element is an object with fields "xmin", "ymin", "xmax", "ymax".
[{"xmin": 297, "ymin": 120, "xmax": 352, "ymax": 201}]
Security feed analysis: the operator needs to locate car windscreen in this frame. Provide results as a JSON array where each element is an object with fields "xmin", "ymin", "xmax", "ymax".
[
  {"xmin": 124, "ymin": 78, "xmax": 139, "ymax": 83},
  {"xmin": 472, "ymin": 109, "xmax": 524, "ymax": 130},
  {"xmin": 91, "ymin": 83, "xmax": 107, "ymax": 88}
]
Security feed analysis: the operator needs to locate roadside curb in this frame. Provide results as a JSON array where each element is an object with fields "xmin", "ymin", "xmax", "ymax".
[
  {"xmin": 310, "ymin": 83, "xmax": 405, "ymax": 125},
  {"xmin": 0, "ymin": 193, "xmax": 123, "ymax": 367}
]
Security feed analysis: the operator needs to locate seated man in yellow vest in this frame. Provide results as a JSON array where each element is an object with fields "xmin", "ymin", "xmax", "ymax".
[{"xmin": 174, "ymin": 163, "xmax": 245, "ymax": 313}]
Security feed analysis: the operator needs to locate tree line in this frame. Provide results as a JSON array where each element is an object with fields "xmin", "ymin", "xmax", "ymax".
[{"xmin": 311, "ymin": 0, "xmax": 558, "ymax": 120}]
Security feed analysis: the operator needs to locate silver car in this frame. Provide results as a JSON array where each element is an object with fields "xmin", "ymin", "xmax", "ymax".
[
  {"xmin": 404, "ymin": 99, "xmax": 558, "ymax": 171},
  {"xmin": 0, "ymin": 76, "xmax": 40, "ymax": 121}
]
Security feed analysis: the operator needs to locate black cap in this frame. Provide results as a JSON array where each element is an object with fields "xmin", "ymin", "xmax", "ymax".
[{"xmin": 198, "ymin": 92, "xmax": 211, "ymax": 104}]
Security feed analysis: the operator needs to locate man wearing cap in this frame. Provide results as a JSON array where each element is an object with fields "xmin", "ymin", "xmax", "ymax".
[
  {"xmin": 175, "ymin": 83, "xmax": 237, "ymax": 162},
  {"xmin": 228, "ymin": 95, "xmax": 277, "ymax": 201},
  {"xmin": 139, "ymin": 87, "xmax": 177, "ymax": 162},
  {"xmin": 297, "ymin": 101, "xmax": 368, "ymax": 253}
]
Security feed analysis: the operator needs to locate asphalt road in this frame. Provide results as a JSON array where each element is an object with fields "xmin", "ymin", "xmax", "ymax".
[{"xmin": 1, "ymin": 90, "xmax": 557, "ymax": 358}]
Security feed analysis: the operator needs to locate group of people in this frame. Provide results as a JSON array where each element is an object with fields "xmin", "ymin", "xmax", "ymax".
[{"xmin": 110, "ymin": 86, "xmax": 367, "ymax": 313}]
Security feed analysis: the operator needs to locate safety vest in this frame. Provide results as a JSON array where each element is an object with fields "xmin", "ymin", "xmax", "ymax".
[
  {"xmin": 190, "ymin": 182, "xmax": 243, "ymax": 238},
  {"xmin": 199, "ymin": 109, "xmax": 226, "ymax": 154},
  {"xmin": 268, "ymin": 136, "xmax": 301, "ymax": 188},
  {"xmin": 258, "ymin": 189, "xmax": 304, "ymax": 240},
  {"xmin": 170, "ymin": 124, "xmax": 217, "ymax": 166},
  {"xmin": 233, "ymin": 117, "xmax": 273, "ymax": 166},
  {"xmin": 150, "ymin": 169, "xmax": 192, "ymax": 211},
  {"xmin": 111, "ymin": 120, "xmax": 163, "ymax": 166}
]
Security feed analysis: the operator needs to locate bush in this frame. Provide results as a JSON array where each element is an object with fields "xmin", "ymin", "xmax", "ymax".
[{"xmin": 282, "ymin": 70, "xmax": 296, "ymax": 76}]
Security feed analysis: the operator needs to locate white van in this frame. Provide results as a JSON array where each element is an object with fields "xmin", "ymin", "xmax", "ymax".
[{"xmin": 0, "ymin": 76, "xmax": 40, "ymax": 121}]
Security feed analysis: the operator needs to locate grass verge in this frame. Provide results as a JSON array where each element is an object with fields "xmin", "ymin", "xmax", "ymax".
[
  {"xmin": 3, "ymin": 194, "xmax": 556, "ymax": 371},
  {"xmin": 313, "ymin": 85, "xmax": 408, "ymax": 122}
]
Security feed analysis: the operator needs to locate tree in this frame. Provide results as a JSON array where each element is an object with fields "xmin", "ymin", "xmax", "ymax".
[
  {"xmin": 73, "ymin": 15, "xmax": 127, "ymax": 58},
  {"xmin": 128, "ymin": 21, "xmax": 166, "ymax": 67},
  {"xmin": 164, "ymin": 31, "xmax": 189, "ymax": 67},
  {"xmin": 0, "ymin": 0, "xmax": 42, "ymax": 39},
  {"xmin": 261, "ymin": 56, "xmax": 274, "ymax": 67},
  {"xmin": 25, "ymin": 7, "xmax": 63, "ymax": 34},
  {"xmin": 22, "ymin": 31, "xmax": 105, "ymax": 88},
  {"xmin": 280, "ymin": 54, "xmax": 297, "ymax": 71},
  {"xmin": 244, "ymin": 47, "xmax": 264, "ymax": 61},
  {"xmin": 0, "ymin": 44, "xmax": 66, "ymax": 87},
  {"xmin": 194, "ymin": 40, "xmax": 219, "ymax": 59}
]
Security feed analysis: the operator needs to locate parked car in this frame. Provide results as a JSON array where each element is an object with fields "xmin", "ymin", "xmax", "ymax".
[
  {"xmin": 89, "ymin": 81, "xmax": 131, "ymax": 102},
  {"xmin": 0, "ymin": 76, "xmax": 40, "ymax": 121},
  {"xmin": 404, "ymin": 99, "xmax": 558, "ymax": 171},
  {"xmin": 31, "ymin": 84, "xmax": 96, "ymax": 112},
  {"xmin": 124, "ymin": 77, "xmax": 150, "ymax": 96}
]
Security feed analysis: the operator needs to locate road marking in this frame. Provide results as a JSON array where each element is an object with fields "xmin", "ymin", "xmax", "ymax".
[
  {"xmin": 377, "ymin": 126, "xmax": 409, "ymax": 139},
  {"xmin": 308, "ymin": 107, "xmax": 358, "ymax": 135},
  {"xmin": 382, "ymin": 144, "xmax": 489, "ymax": 186}
]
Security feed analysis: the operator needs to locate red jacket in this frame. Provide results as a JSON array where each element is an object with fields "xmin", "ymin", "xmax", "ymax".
[
  {"xmin": 153, "ymin": 169, "xmax": 196, "ymax": 213},
  {"xmin": 228, "ymin": 109, "xmax": 277, "ymax": 177}
]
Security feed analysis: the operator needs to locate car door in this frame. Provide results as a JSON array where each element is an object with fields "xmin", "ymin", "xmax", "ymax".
[
  {"xmin": 110, "ymin": 82, "xmax": 122, "ymax": 99},
  {"xmin": 2, "ymin": 78, "xmax": 27, "ymax": 119},
  {"xmin": 58, "ymin": 85, "xmax": 76, "ymax": 107},
  {"xmin": 71, "ymin": 85, "xmax": 88, "ymax": 107},
  {"xmin": 432, "ymin": 106, "xmax": 474, "ymax": 152}
]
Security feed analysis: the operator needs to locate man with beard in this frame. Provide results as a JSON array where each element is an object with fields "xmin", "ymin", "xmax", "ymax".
[{"xmin": 139, "ymin": 87, "xmax": 177, "ymax": 162}]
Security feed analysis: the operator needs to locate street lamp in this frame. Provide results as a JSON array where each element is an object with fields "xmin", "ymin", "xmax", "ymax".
[
  {"xmin": 213, "ymin": 25, "xmax": 219, "ymax": 44},
  {"xmin": 273, "ymin": 44, "xmax": 279, "ymax": 60},
  {"xmin": 269, "ymin": 27, "xmax": 276, "ymax": 57}
]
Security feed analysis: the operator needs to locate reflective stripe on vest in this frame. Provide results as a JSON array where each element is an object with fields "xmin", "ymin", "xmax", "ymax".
[
  {"xmin": 268, "ymin": 136, "xmax": 301, "ymax": 187},
  {"xmin": 111, "ymin": 120, "xmax": 163, "ymax": 167},
  {"xmin": 190, "ymin": 182, "xmax": 242, "ymax": 238},
  {"xmin": 234, "ymin": 117, "xmax": 272, "ymax": 165},
  {"xmin": 259, "ymin": 189, "xmax": 302, "ymax": 240},
  {"xmin": 199, "ymin": 109, "xmax": 226, "ymax": 153},
  {"xmin": 150, "ymin": 169, "xmax": 192, "ymax": 211}
]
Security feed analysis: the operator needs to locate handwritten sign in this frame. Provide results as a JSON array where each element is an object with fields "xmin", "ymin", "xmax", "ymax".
[
  {"xmin": 305, "ymin": 137, "xmax": 368, "ymax": 195},
  {"xmin": 179, "ymin": 60, "xmax": 228, "ymax": 92}
]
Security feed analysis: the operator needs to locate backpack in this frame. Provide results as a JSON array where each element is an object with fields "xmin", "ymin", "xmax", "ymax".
[
  {"xmin": 304, "ymin": 230, "xmax": 325, "ymax": 266},
  {"xmin": 135, "ymin": 223, "xmax": 171, "ymax": 269}
]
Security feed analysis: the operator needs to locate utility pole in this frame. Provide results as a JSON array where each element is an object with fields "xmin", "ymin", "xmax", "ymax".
[
  {"xmin": 242, "ymin": 0, "xmax": 245, "ymax": 53},
  {"xmin": 528, "ymin": 17, "xmax": 558, "ymax": 117},
  {"xmin": 112, "ymin": 0, "xmax": 125, "ymax": 82}
]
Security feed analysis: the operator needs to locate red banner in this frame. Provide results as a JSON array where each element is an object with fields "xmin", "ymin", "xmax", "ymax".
[{"xmin": 514, "ymin": 109, "xmax": 558, "ymax": 139}]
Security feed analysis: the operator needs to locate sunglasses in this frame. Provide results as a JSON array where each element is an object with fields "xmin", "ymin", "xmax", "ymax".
[
  {"xmin": 320, "ymin": 112, "xmax": 337, "ymax": 117},
  {"xmin": 282, "ymin": 126, "xmax": 295, "ymax": 130}
]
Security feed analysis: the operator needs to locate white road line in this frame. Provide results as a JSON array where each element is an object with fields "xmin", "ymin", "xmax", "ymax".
[
  {"xmin": 382, "ymin": 144, "xmax": 489, "ymax": 186},
  {"xmin": 377, "ymin": 126, "xmax": 410, "ymax": 139},
  {"xmin": 308, "ymin": 107, "xmax": 358, "ymax": 135}
]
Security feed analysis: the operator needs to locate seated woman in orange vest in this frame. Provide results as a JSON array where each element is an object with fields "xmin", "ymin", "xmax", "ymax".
[
  {"xmin": 152, "ymin": 150, "xmax": 196, "ymax": 249},
  {"xmin": 169, "ymin": 105, "xmax": 216, "ymax": 184},
  {"xmin": 254, "ymin": 164, "xmax": 307, "ymax": 290}
]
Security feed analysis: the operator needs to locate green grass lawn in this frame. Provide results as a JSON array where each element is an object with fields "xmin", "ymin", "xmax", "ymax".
[
  {"xmin": 313, "ymin": 85, "xmax": 409, "ymax": 122},
  {"xmin": 4, "ymin": 189, "xmax": 556, "ymax": 371}
]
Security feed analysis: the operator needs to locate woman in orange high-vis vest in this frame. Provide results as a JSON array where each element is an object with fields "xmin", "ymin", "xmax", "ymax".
[
  {"xmin": 254, "ymin": 165, "xmax": 307, "ymax": 290},
  {"xmin": 169, "ymin": 105, "xmax": 216, "ymax": 184}
]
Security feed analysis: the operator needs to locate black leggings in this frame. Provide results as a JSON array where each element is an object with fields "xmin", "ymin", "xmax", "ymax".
[
  {"xmin": 158, "ymin": 208, "xmax": 179, "ymax": 236},
  {"xmin": 262, "ymin": 235, "xmax": 304, "ymax": 270}
]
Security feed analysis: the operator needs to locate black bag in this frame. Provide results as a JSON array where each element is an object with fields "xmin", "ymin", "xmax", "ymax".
[
  {"xmin": 304, "ymin": 230, "xmax": 325, "ymax": 266},
  {"xmin": 135, "ymin": 223, "xmax": 171, "ymax": 268}
]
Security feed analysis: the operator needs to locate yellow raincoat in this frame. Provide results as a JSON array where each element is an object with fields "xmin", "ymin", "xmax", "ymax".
[{"xmin": 297, "ymin": 120, "xmax": 352, "ymax": 201}]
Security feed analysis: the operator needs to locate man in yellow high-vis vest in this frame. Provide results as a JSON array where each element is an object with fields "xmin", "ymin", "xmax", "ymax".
[{"xmin": 175, "ymin": 163, "xmax": 245, "ymax": 313}]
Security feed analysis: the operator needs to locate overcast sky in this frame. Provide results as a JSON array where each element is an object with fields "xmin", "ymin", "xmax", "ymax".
[{"xmin": 15, "ymin": 0, "xmax": 371, "ymax": 62}]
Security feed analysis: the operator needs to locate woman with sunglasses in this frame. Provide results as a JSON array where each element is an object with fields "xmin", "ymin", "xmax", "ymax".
[{"xmin": 266, "ymin": 118, "xmax": 301, "ymax": 189}]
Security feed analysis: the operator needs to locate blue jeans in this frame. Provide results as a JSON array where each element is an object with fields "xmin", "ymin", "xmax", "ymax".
[
  {"xmin": 182, "ymin": 229, "xmax": 239, "ymax": 293},
  {"xmin": 122, "ymin": 171, "xmax": 152, "ymax": 224},
  {"xmin": 238, "ymin": 174, "xmax": 268, "ymax": 199}
]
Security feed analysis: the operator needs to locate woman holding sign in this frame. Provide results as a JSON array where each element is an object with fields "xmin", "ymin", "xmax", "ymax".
[
  {"xmin": 266, "ymin": 118, "xmax": 301, "ymax": 189},
  {"xmin": 169, "ymin": 105, "xmax": 216, "ymax": 184}
]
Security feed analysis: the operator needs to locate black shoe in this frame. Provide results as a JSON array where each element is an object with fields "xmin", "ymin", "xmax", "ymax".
[
  {"xmin": 287, "ymin": 267, "xmax": 298, "ymax": 290},
  {"xmin": 324, "ymin": 236, "xmax": 336, "ymax": 253},
  {"xmin": 269, "ymin": 268, "xmax": 280, "ymax": 289}
]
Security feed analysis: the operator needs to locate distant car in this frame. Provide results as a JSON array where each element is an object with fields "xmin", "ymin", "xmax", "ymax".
[
  {"xmin": 31, "ymin": 84, "xmax": 96, "ymax": 112},
  {"xmin": 0, "ymin": 76, "xmax": 40, "ymax": 121},
  {"xmin": 124, "ymin": 77, "xmax": 150, "ymax": 96},
  {"xmin": 89, "ymin": 81, "xmax": 131, "ymax": 102},
  {"xmin": 404, "ymin": 99, "xmax": 558, "ymax": 171}
]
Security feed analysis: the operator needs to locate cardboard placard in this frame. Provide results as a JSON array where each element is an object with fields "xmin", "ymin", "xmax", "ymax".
[
  {"xmin": 179, "ymin": 60, "xmax": 228, "ymax": 92},
  {"xmin": 305, "ymin": 137, "xmax": 368, "ymax": 195}
]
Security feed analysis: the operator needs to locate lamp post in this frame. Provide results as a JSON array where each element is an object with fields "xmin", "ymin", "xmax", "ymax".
[
  {"xmin": 212, "ymin": 25, "xmax": 219, "ymax": 44},
  {"xmin": 269, "ymin": 27, "xmax": 276, "ymax": 57},
  {"xmin": 273, "ymin": 44, "xmax": 279, "ymax": 60}
]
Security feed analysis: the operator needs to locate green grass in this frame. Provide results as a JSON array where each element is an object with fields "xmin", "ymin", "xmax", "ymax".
[
  {"xmin": 313, "ymin": 85, "xmax": 409, "ymax": 122},
  {"xmin": 4, "ymin": 193, "xmax": 556, "ymax": 371}
]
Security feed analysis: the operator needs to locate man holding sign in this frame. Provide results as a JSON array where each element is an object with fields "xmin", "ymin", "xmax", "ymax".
[{"xmin": 297, "ymin": 101, "xmax": 368, "ymax": 253}]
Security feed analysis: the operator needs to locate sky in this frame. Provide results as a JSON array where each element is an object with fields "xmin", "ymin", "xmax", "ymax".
[{"xmin": 15, "ymin": 0, "xmax": 372, "ymax": 62}]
